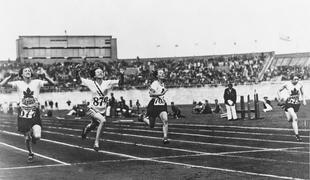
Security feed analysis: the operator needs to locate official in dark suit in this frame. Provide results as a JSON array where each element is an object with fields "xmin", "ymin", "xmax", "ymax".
[{"xmin": 224, "ymin": 83, "xmax": 237, "ymax": 120}]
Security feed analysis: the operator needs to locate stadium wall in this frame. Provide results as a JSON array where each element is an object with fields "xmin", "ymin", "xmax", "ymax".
[{"xmin": 1, "ymin": 81, "xmax": 309, "ymax": 110}]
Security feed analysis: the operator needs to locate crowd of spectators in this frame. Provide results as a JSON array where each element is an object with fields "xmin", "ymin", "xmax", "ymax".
[
  {"xmin": 0, "ymin": 52, "xmax": 270, "ymax": 93},
  {"xmin": 263, "ymin": 66, "xmax": 310, "ymax": 81},
  {"xmin": 0, "ymin": 53, "xmax": 310, "ymax": 92}
]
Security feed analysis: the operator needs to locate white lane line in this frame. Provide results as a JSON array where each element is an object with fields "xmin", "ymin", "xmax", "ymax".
[
  {"xmin": 0, "ymin": 130, "xmax": 144, "ymax": 160},
  {"xmin": 151, "ymin": 151, "xmax": 310, "ymax": 165},
  {"xmin": 134, "ymin": 126, "xmax": 308, "ymax": 138},
  {"xmin": 43, "ymin": 129, "xmax": 205, "ymax": 155},
  {"xmin": 39, "ymin": 124, "xmax": 269, "ymax": 150},
  {"xmin": 0, "ymin": 141, "xmax": 70, "ymax": 165},
  {"xmin": 1, "ymin": 124, "xmax": 308, "ymax": 163},
  {"xmin": 3, "ymin": 120, "xmax": 309, "ymax": 139},
  {"xmin": 0, "ymin": 130, "xmax": 305, "ymax": 180},
  {"xmin": 42, "ymin": 129, "xmax": 310, "ymax": 165},
  {"xmin": 0, "ymin": 159, "xmax": 139, "ymax": 171},
  {"xmin": 2, "ymin": 116, "xmax": 309, "ymax": 132},
  {"xmin": 104, "ymin": 129, "xmax": 310, "ymax": 154},
  {"xmin": 48, "ymin": 118, "xmax": 309, "ymax": 132},
  {"xmin": 1, "ymin": 124, "xmax": 308, "ymax": 155},
  {"xmin": 108, "ymin": 127, "xmax": 310, "ymax": 145},
  {"xmin": 0, "ymin": 164, "xmax": 66, "ymax": 170},
  {"xmin": 146, "ymin": 159, "xmax": 307, "ymax": 180},
  {"xmin": 46, "ymin": 118, "xmax": 310, "ymax": 132},
  {"xmin": 169, "ymin": 122, "xmax": 310, "ymax": 132},
  {"xmin": 217, "ymin": 146, "xmax": 306, "ymax": 155},
  {"xmin": 0, "ymin": 123, "xmax": 267, "ymax": 150},
  {"xmin": 70, "ymin": 158, "xmax": 139, "ymax": 166},
  {"xmin": 2, "ymin": 124, "xmax": 303, "ymax": 165},
  {"xmin": 13, "ymin": 120, "xmax": 307, "ymax": 145},
  {"xmin": 3, "ymin": 123, "xmax": 308, "ymax": 154}
]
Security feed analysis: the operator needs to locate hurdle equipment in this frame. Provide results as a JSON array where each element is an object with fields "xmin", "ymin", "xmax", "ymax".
[
  {"xmin": 238, "ymin": 93, "xmax": 261, "ymax": 120},
  {"xmin": 300, "ymin": 120, "xmax": 310, "ymax": 129}
]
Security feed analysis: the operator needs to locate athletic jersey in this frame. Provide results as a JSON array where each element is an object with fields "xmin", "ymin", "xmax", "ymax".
[
  {"xmin": 149, "ymin": 80, "xmax": 167, "ymax": 105},
  {"xmin": 81, "ymin": 78, "xmax": 118, "ymax": 113},
  {"xmin": 283, "ymin": 81, "xmax": 303, "ymax": 104},
  {"xmin": 8, "ymin": 80, "xmax": 47, "ymax": 108}
]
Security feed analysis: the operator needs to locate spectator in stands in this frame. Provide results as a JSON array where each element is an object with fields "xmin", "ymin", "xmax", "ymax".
[
  {"xmin": 120, "ymin": 101, "xmax": 130, "ymax": 117},
  {"xmin": 49, "ymin": 100, "xmax": 54, "ymax": 109},
  {"xmin": 262, "ymin": 96, "xmax": 273, "ymax": 112},
  {"xmin": 200, "ymin": 100, "xmax": 212, "ymax": 114},
  {"xmin": 0, "ymin": 52, "xmax": 273, "ymax": 92},
  {"xmin": 135, "ymin": 99, "xmax": 141, "ymax": 114},
  {"xmin": 212, "ymin": 99, "xmax": 223, "ymax": 113},
  {"xmin": 66, "ymin": 100, "xmax": 71, "ymax": 108},
  {"xmin": 192, "ymin": 101, "xmax": 203, "ymax": 114},
  {"xmin": 224, "ymin": 83, "xmax": 237, "ymax": 121},
  {"xmin": 119, "ymin": 71, "xmax": 124, "ymax": 89},
  {"xmin": 120, "ymin": 96, "xmax": 126, "ymax": 107},
  {"xmin": 170, "ymin": 102, "xmax": 185, "ymax": 119},
  {"xmin": 67, "ymin": 105, "xmax": 77, "ymax": 116},
  {"xmin": 109, "ymin": 93, "xmax": 117, "ymax": 117}
]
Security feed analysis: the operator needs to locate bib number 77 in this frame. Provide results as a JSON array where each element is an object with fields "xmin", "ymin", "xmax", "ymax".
[{"xmin": 19, "ymin": 109, "xmax": 36, "ymax": 119}]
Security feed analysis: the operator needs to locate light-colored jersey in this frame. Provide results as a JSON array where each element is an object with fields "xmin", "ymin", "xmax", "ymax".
[
  {"xmin": 8, "ymin": 80, "xmax": 47, "ymax": 107},
  {"xmin": 81, "ymin": 78, "xmax": 118, "ymax": 113},
  {"xmin": 283, "ymin": 81, "xmax": 303, "ymax": 104},
  {"xmin": 149, "ymin": 80, "xmax": 166, "ymax": 105}
]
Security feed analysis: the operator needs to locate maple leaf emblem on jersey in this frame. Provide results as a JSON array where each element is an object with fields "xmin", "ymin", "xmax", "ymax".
[
  {"xmin": 23, "ymin": 88, "xmax": 34, "ymax": 98},
  {"xmin": 290, "ymin": 88, "xmax": 299, "ymax": 96}
]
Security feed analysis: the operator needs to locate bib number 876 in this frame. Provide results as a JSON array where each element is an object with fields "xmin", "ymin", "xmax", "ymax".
[{"xmin": 93, "ymin": 97, "xmax": 108, "ymax": 106}]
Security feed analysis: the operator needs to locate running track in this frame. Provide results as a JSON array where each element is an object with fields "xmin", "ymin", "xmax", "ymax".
[{"xmin": 0, "ymin": 115, "xmax": 309, "ymax": 180}]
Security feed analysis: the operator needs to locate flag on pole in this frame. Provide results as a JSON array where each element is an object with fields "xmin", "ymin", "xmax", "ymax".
[{"xmin": 279, "ymin": 34, "xmax": 291, "ymax": 41}]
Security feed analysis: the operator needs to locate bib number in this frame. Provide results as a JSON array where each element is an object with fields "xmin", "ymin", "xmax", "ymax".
[
  {"xmin": 154, "ymin": 97, "xmax": 165, "ymax": 106},
  {"xmin": 19, "ymin": 109, "xmax": 36, "ymax": 119},
  {"xmin": 287, "ymin": 97, "xmax": 299, "ymax": 104},
  {"xmin": 93, "ymin": 96, "xmax": 108, "ymax": 106}
]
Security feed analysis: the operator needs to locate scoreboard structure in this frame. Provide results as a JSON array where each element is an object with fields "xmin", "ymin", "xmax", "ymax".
[{"xmin": 16, "ymin": 35, "xmax": 117, "ymax": 64}]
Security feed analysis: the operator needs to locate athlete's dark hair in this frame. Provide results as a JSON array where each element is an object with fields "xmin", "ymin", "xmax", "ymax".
[
  {"xmin": 90, "ymin": 67, "xmax": 103, "ymax": 78},
  {"xmin": 290, "ymin": 74, "xmax": 300, "ymax": 80},
  {"xmin": 19, "ymin": 67, "xmax": 33, "ymax": 78}
]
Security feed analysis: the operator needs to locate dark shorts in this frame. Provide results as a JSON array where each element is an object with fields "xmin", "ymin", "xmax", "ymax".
[
  {"xmin": 146, "ymin": 98, "xmax": 167, "ymax": 118},
  {"xmin": 17, "ymin": 107, "xmax": 42, "ymax": 133},
  {"xmin": 90, "ymin": 117, "xmax": 100, "ymax": 126},
  {"xmin": 284, "ymin": 103, "xmax": 301, "ymax": 113}
]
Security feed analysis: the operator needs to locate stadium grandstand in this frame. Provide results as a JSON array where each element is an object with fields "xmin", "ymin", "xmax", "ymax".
[
  {"xmin": 0, "ymin": 35, "xmax": 310, "ymax": 93},
  {"xmin": 263, "ymin": 52, "xmax": 310, "ymax": 81},
  {"xmin": 1, "ymin": 50, "xmax": 275, "ymax": 93},
  {"xmin": 1, "ymin": 49, "xmax": 310, "ymax": 93}
]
